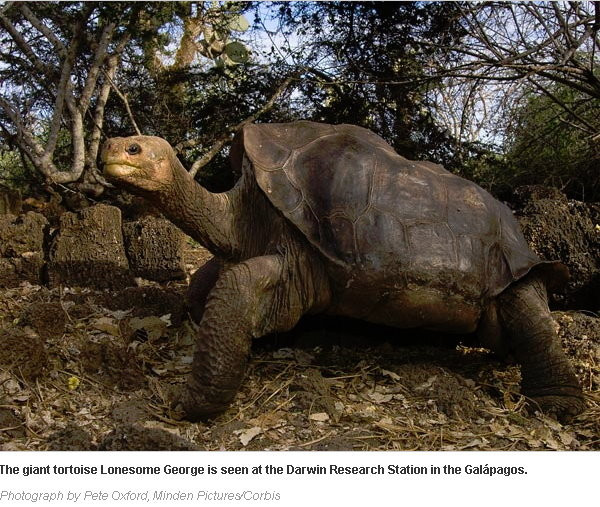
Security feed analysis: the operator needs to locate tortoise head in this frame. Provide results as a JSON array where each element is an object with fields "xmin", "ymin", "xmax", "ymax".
[{"xmin": 101, "ymin": 135, "xmax": 177, "ymax": 194}]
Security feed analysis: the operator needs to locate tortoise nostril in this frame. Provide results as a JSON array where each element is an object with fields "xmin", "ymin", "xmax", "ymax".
[{"xmin": 126, "ymin": 143, "xmax": 141, "ymax": 155}]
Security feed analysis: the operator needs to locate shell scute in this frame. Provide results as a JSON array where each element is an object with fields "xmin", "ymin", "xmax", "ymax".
[
  {"xmin": 243, "ymin": 125, "xmax": 290, "ymax": 171},
  {"xmin": 370, "ymin": 155, "xmax": 448, "ymax": 224},
  {"xmin": 253, "ymin": 164, "xmax": 303, "ymax": 210},
  {"xmin": 354, "ymin": 211, "xmax": 411, "ymax": 271},
  {"xmin": 406, "ymin": 222, "xmax": 458, "ymax": 271},
  {"xmin": 291, "ymin": 134, "xmax": 373, "ymax": 223},
  {"xmin": 446, "ymin": 176, "xmax": 497, "ymax": 237}
]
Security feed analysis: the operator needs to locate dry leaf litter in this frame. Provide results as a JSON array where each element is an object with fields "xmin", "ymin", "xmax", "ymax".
[{"xmin": 0, "ymin": 246, "xmax": 598, "ymax": 451}]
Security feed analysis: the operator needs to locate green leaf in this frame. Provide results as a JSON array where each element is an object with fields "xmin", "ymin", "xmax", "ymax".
[
  {"xmin": 228, "ymin": 14, "xmax": 249, "ymax": 32},
  {"xmin": 223, "ymin": 41, "xmax": 249, "ymax": 64}
]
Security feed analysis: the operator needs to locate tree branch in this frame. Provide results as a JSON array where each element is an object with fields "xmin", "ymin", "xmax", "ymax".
[
  {"xmin": 0, "ymin": 96, "xmax": 59, "ymax": 181},
  {"xmin": 88, "ymin": 56, "xmax": 118, "ymax": 170},
  {"xmin": 0, "ymin": 10, "xmax": 55, "ymax": 79},
  {"xmin": 101, "ymin": 67, "xmax": 141, "ymax": 136},
  {"xmin": 88, "ymin": 36, "xmax": 131, "ymax": 168},
  {"xmin": 435, "ymin": 3, "xmax": 599, "ymax": 102},
  {"xmin": 186, "ymin": 73, "xmax": 299, "ymax": 176},
  {"xmin": 18, "ymin": 3, "xmax": 67, "ymax": 58},
  {"xmin": 528, "ymin": 78, "xmax": 597, "ymax": 134},
  {"xmin": 44, "ymin": 30, "xmax": 80, "ymax": 157},
  {"xmin": 79, "ymin": 21, "xmax": 116, "ymax": 114}
]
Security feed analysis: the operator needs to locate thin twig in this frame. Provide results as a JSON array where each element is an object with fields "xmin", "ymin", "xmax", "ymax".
[
  {"xmin": 101, "ymin": 68, "xmax": 141, "ymax": 135},
  {"xmin": 297, "ymin": 430, "xmax": 335, "ymax": 448}
]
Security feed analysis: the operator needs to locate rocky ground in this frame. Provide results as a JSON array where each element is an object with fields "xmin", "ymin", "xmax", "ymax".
[{"xmin": 0, "ymin": 244, "xmax": 598, "ymax": 451}]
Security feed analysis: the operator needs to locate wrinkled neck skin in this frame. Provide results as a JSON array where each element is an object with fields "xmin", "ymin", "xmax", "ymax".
[{"xmin": 151, "ymin": 154, "xmax": 284, "ymax": 262}]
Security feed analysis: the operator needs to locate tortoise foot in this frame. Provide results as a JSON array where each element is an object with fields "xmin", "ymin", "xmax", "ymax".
[
  {"xmin": 528, "ymin": 393, "xmax": 586, "ymax": 423},
  {"xmin": 171, "ymin": 378, "xmax": 238, "ymax": 422}
]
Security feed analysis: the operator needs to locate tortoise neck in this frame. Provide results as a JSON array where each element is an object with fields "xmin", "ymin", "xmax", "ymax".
[{"xmin": 154, "ymin": 155, "xmax": 239, "ymax": 258}]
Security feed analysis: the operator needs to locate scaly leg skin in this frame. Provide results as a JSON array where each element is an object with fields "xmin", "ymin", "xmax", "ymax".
[
  {"xmin": 498, "ymin": 274, "xmax": 585, "ymax": 422},
  {"xmin": 180, "ymin": 255, "xmax": 309, "ymax": 421},
  {"xmin": 185, "ymin": 257, "xmax": 223, "ymax": 324}
]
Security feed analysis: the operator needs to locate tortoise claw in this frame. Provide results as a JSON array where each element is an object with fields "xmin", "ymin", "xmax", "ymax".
[
  {"xmin": 528, "ymin": 394, "xmax": 586, "ymax": 424},
  {"xmin": 173, "ymin": 378, "xmax": 235, "ymax": 422}
]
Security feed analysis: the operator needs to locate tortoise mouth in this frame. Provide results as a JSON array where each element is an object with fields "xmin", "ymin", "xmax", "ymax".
[{"xmin": 103, "ymin": 163, "xmax": 139, "ymax": 179}]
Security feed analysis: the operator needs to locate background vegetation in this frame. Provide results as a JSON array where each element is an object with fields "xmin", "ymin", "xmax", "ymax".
[{"xmin": 0, "ymin": 1, "xmax": 598, "ymax": 200}]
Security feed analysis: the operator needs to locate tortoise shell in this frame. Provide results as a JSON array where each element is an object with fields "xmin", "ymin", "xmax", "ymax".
[{"xmin": 240, "ymin": 121, "xmax": 559, "ymax": 319}]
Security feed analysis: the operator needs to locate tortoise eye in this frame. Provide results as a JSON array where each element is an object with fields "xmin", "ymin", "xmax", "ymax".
[{"xmin": 126, "ymin": 143, "xmax": 141, "ymax": 155}]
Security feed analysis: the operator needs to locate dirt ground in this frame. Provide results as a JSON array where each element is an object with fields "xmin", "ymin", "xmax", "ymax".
[{"xmin": 0, "ymin": 244, "xmax": 598, "ymax": 451}]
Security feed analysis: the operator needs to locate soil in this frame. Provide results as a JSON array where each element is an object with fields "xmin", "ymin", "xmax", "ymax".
[
  {"xmin": 0, "ymin": 243, "xmax": 598, "ymax": 451},
  {"xmin": 0, "ymin": 212, "xmax": 47, "ymax": 257}
]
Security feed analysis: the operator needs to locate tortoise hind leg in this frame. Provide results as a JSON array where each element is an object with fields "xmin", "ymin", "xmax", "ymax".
[
  {"xmin": 497, "ymin": 273, "xmax": 585, "ymax": 422},
  {"xmin": 180, "ymin": 254, "xmax": 321, "ymax": 420}
]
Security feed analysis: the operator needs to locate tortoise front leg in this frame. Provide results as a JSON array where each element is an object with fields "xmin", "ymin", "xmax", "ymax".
[
  {"xmin": 185, "ymin": 257, "xmax": 223, "ymax": 324},
  {"xmin": 497, "ymin": 274, "xmax": 585, "ymax": 422},
  {"xmin": 180, "ymin": 254, "xmax": 310, "ymax": 420}
]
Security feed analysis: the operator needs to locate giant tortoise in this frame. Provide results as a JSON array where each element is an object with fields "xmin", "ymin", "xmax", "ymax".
[{"xmin": 101, "ymin": 121, "xmax": 585, "ymax": 421}]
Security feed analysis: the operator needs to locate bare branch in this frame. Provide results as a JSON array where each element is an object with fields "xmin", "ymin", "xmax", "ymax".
[
  {"xmin": 0, "ymin": 4, "xmax": 130, "ymax": 192},
  {"xmin": 44, "ymin": 31, "xmax": 80, "ymax": 157},
  {"xmin": 0, "ymin": 14, "xmax": 92, "ymax": 184},
  {"xmin": 0, "ymin": 96, "xmax": 60, "ymax": 181},
  {"xmin": 0, "ymin": 2, "xmax": 13, "ymax": 15},
  {"xmin": 88, "ymin": 37, "xmax": 131, "ymax": 166},
  {"xmin": 88, "ymin": 57, "xmax": 117, "ymax": 169},
  {"xmin": 0, "ymin": 10, "xmax": 55, "ymax": 78},
  {"xmin": 79, "ymin": 22, "xmax": 116, "ymax": 114},
  {"xmin": 441, "ymin": 3, "xmax": 597, "ymax": 91},
  {"xmin": 101, "ymin": 67, "xmax": 141, "ymax": 136},
  {"xmin": 0, "ymin": 98, "xmax": 43, "ymax": 158},
  {"xmin": 188, "ymin": 137, "xmax": 230, "ymax": 176}
]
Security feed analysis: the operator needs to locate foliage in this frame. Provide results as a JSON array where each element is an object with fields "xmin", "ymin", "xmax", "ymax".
[
  {"xmin": 0, "ymin": 147, "xmax": 33, "ymax": 191},
  {"xmin": 0, "ymin": 1, "xmax": 257, "ymax": 194},
  {"xmin": 1, "ymin": 1, "xmax": 599, "ymax": 202},
  {"xmin": 504, "ymin": 85, "xmax": 600, "ymax": 200},
  {"xmin": 275, "ymin": 1, "xmax": 464, "ymax": 162},
  {"xmin": 0, "ymin": 2, "xmax": 141, "ymax": 193}
]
